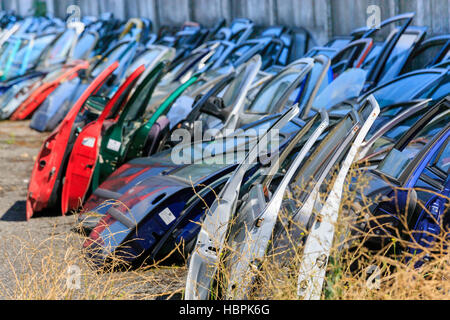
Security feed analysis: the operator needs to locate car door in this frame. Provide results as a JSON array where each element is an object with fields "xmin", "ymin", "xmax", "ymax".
[
  {"xmin": 401, "ymin": 35, "xmax": 450, "ymax": 74},
  {"xmin": 408, "ymin": 141, "xmax": 450, "ymax": 267},
  {"xmin": 97, "ymin": 62, "xmax": 167, "ymax": 184},
  {"xmin": 26, "ymin": 62, "xmax": 119, "ymax": 220},
  {"xmin": 358, "ymin": 99, "xmax": 431, "ymax": 159},
  {"xmin": 61, "ymin": 65, "xmax": 145, "ymax": 214},
  {"xmin": 360, "ymin": 12, "xmax": 418, "ymax": 90},
  {"xmin": 241, "ymin": 58, "xmax": 315, "ymax": 125},
  {"xmin": 296, "ymin": 96, "xmax": 380, "ymax": 300},
  {"xmin": 330, "ymin": 38, "xmax": 373, "ymax": 76},
  {"xmin": 185, "ymin": 105, "xmax": 300, "ymax": 300}
]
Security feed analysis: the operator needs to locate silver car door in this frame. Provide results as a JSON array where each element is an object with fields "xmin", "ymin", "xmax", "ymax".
[
  {"xmin": 224, "ymin": 111, "xmax": 329, "ymax": 299},
  {"xmin": 297, "ymin": 95, "xmax": 380, "ymax": 300},
  {"xmin": 220, "ymin": 55, "xmax": 262, "ymax": 133},
  {"xmin": 358, "ymin": 99, "xmax": 431, "ymax": 160},
  {"xmin": 298, "ymin": 55, "xmax": 332, "ymax": 119},
  {"xmin": 185, "ymin": 104, "xmax": 300, "ymax": 300},
  {"xmin": 66, "ymin": 22, "xmax": 85, "ymax": 62},
  {"xmin": 227, "ymin": 110, "xmax": 361, "ymax": 299},
  {"xmin": 239, "ymin": 58, "xmax": 315, "ymax": 126}
]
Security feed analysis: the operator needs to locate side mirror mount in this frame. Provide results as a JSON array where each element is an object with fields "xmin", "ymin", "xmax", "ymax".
[{"xmin": 200, "ymin": 96, "xmax": 230, "ymax": 122}]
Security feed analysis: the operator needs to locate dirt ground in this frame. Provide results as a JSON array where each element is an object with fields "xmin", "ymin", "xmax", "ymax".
[{"xmin": 0, "ymin": 120, "xmax": 185, "ymax": 299}]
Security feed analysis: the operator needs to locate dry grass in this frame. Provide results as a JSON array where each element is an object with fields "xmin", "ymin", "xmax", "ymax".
[
  {"xmin": 194, "ymin": 164, "xmax": 450, "ymax": 300},
  {"xmin": 0, "ymin": 165, "xmax": 448, "ymax": 300},
  {"xmin": 0, "ymin": 212, "xmax": 186, "ymax": 300}
]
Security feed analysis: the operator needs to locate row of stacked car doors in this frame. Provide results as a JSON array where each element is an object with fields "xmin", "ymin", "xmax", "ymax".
[{"xmin": 0, "ymin": 11, "xmax": 449, "ymax": 299}]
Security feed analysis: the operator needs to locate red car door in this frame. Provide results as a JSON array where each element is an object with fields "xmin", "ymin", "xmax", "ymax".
[
  {"xmin": 10, "ymin": 61, "xmax": 90, "ymax": 120},
  {"xmin": 61, "ymin": 65, "xmax": 146, "ymax": 214},
  {"xmin": 26, "ymin": 62, "xmax": 119, "ymax": 220}
]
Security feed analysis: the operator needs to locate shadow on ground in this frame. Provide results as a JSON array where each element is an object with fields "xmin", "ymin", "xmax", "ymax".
[
  {"xmin": 1, "ymin": 201, "xmax": 27, "ymax": 221},
  {"xmin": 1, "ymin": 201, "xmax": 61, "ymax": 221}
]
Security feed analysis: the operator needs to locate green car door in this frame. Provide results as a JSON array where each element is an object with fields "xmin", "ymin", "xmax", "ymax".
[
  {"xmin": 93, "ymin": 61, "xmax": 168, "ymax": 188},
  {"xmin": 123, "ymin": 74, "xmax": 200, "ymax": 161}
]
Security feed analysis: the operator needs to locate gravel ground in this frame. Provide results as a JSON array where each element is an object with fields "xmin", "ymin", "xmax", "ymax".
[{"xmin": 0, "ymin": 120, "xmax": 185, "ymax": 299}]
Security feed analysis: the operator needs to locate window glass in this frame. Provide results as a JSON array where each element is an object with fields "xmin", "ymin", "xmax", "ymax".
[
  {"xmin": 366, "ymin": 105, "xmax": 406, "ymax": 139},
  {"xmin": 299, "ymin": 62, "xmax": 329, "ymax": 107},
  {"xmin": 371, "ymin": 72, "xmax": 441, "ymax": 108},
  {"xmin": 72, "ymin": 32, "xmax": 97, "ymax": 60},
  {"xmin": 221, "ymin": 62, "xmax": 253, "ymax": 106},
  {"xmin": 126, "ymin": 49, "xmax": 162, "ymax": 76},
  {"xmin": 377, "ymin": 110, "xmax": 450, "ymax": 180},
  {"xmin": 46, "ymin": 29, "xmax": 76, "ymax": 64},
  {"xmin": 91, "ymin": 43, "xmax": 130, "ymax": 77},
  {"xmin": 170, "ymin": 163, "xmax": 230, "ymax": 183},
  {"xmin": 384, "ymin": 114, "xmax": 421, "ymax": 140},
  {"xmin": 432, "ymin": 139, "xmax": 450, "ymax": 174},
  {"xmin": 312, "ymin": 68, "xmax": 366, "ymax": 113},
  {"xmin": 209, "ymin": 42, "xmax": 230, "ymax": 65},
  {"xmin": 307, "ymin": 48, "xmax": 337, "ymax": 59},
  {"xmin": 378, "ymin": 33, "xmax": 420, "ymax": 84},
  {"xmin": 280, "ymin": 116, "xmax": 355, "ymax": 211},
  {"xmin": 403, "ymin": 42, "xmax": 445, "ymax": 73},
  {"xmin": 123, "ymin": 72, "xmax": 160, "ymax": 122},
  {"xmin": 7, "ymin": 35, "xmax": 55, "ymax": 79},
  {"xmin": 327, "ymin": 38, "xmax": 351, "ymax": 50},
  {"xmin": 246, "ymin": 65, "xmax": 306, "ymax": 113},
  {"xmin": 429, "ymin": 79, "xmax": 450, "ymax": 101},
  {"xmin": 158, "ymin": 51, "xmax": 203, "ymax": 86},
  {"xmin": 361, "ymin": 44, "xmax": 383, "ymax": 70}
]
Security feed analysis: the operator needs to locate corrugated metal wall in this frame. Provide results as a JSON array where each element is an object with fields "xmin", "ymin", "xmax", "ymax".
[{"xmin": 1, "ymin": 0, "xmax": 449, "ymax": 44}]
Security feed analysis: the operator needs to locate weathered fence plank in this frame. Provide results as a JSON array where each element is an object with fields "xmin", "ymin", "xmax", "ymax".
[{"xmin": 2, "ymin": 0, "xmax": 449, "ymax": 44}]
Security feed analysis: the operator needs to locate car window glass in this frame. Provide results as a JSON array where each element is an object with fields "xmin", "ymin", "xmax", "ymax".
[
  {"xmin": 377, "ymin": 110, "xmax": 450, "ymax": 180},
  {"xmin": 307, "ymin": 48, "xmax": 337, "ymax": 59},
  {"xmin": 299, "ymin": 61, "xmax": 330, "ymax": 107},
  {"xmin": 125, "ymin": 49, "xmax": 162, "ymax": 76},
  {"xmin": 361, "ymin": 44, "xmax": 383, "ymax": 70},
  {"xmin": 403, "ymin": 42, "xmax": 445, "ymax": 73},
  {"xmin": 171, "ymin": 163, "xmax": 230, "ymax": 184},
  {"xmin": 327, "ymin": 38, "xmax": 351, "ymax": 50},
  {"xmin": 432, "ymin": 139, "xmax": 450, "ymax": 174},
  {"xmin": 429, "ymin": 79, "xmax": 450, "ymax": 101},
  {"xmin": 46, "ymin": 29, "xmax": 76, "ymax": 64},
  {"xmin": 246, "ymin": 65, "xmax": 306, "ymax": 113},
  {"xmin": 123, "ymin": 73, "xmax": 160, "ymax": 122},
  {"xmin": 8, "ymin": 35, "xmax": 55, "ymax": 78},
  {"xmin": 281, "ymin": 116, "xmax": 355, "ymax": 212},
  {"xmin": 378, "ymin": 33, "xmax": 421, "ymax": 84},
  {"xmin": 72, "ymin": 32, "xmax": 97, "ymax": 60},
  {"xmin": 208, "ymin": 43, "xmax": 229, "ymax": 65},
  {"xmin": 371, "ymin": 72, "xmax": 441, "ymax": 108},
  {"xmin": 383, "ymin": 113, "xmax": 421, "ymax": 141},
  {"xmin": 159, "ymin": 51, "xmax": 203, "ymax": 86},
  {"xmin": 312, "ymin": 68, "xmax": 366, "ymax": 112},
  {"xmin": 221, "ymin": 62, "xmax": 253, "ymax": 106},
  {"xmin": 365, "ymin": 105, "xmax": 406, "ymax": 139}
]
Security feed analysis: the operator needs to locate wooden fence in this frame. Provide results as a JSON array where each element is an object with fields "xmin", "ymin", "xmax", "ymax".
[{"xmin": 1, "ymin": 0, "xmax": 449, "ymax": 44}]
